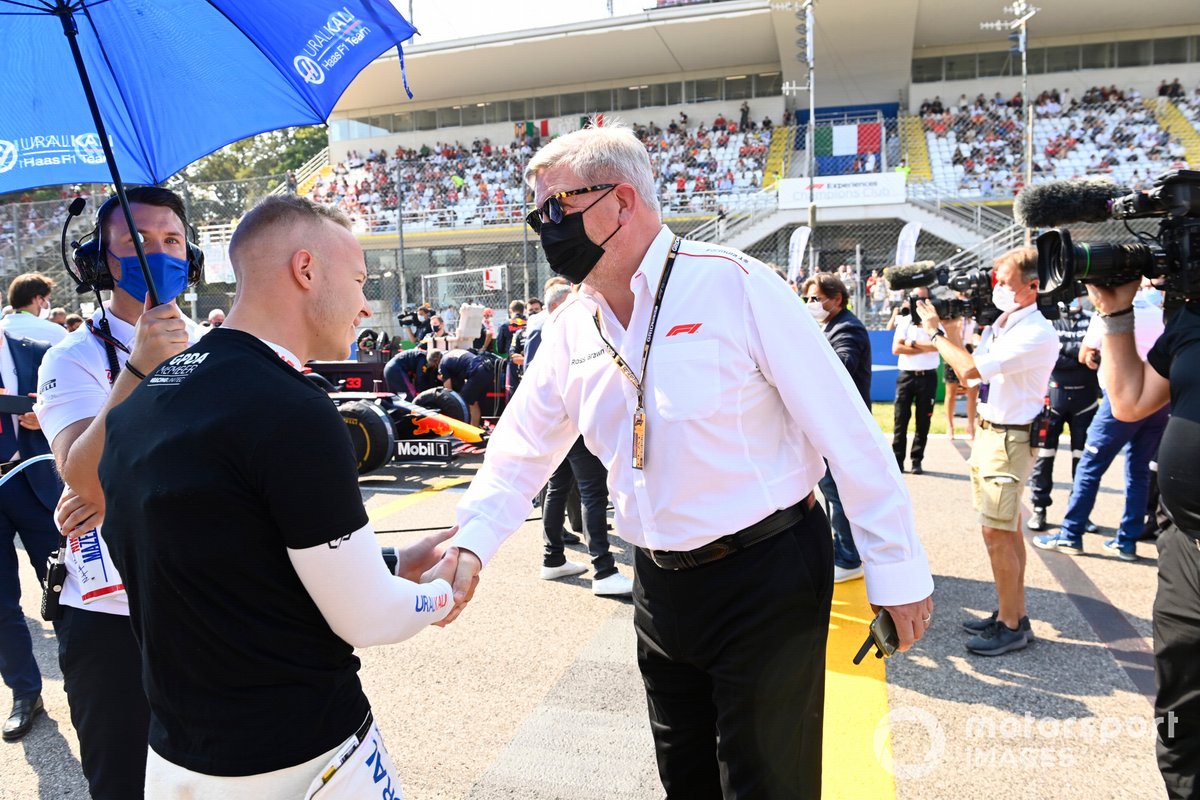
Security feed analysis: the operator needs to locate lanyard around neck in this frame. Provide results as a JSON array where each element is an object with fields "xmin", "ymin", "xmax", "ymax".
[{"xmin": 590, "ymin": 235, "xmax": 682, "ymax": 407}]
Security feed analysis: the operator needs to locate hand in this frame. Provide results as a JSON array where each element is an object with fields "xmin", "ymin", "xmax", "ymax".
[
  {"xmin": 1085, "ymin": 280, "xmax": 1139, "ymax": 316},
  {"xmin": 1081, "ymin": 347, "xmax": 1101, "ymax": 370},
  {"xmin": 56, "ymin": 487, "xmax": 103, "ymax": 537},
  {"xmin": 18, "ymin": 394, "xmax": 40, "ymax": 430},
  {"xmin": 395, "ymin": 525, "xmax": 457, "ymax": 582},
  {"xmin": 434, "ymin": 547, "xmax": 481, "ymax": 627},
  {"xmin": 873, "ymin": 594, "xmax": 934, "ymax": 653},
  {"xmin": 421, "ymin": 546, "xmax": 460, "ymax": 586},
  {"xmin": 510, "ymin": 353, "xmax": 525, "ymax": 367},
  {"xmin": 914, "ymin": 299, "xmax": 941, "ymax": 334},
  {"xmin": 129, "ymin": 295, "xmax": 190, "ymax": 374}
]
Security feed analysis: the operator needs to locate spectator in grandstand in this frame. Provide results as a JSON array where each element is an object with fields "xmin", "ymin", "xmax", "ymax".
[
  {"xmin": 3, "ymin": 273, "xmax": 67, "ymax": 344},
  {"xmin": 98, "ymin": 195, "xmax": 457, "ymax": 797},
  {"xmin": 917, "ymin": 246, "xmax": 1059, "ymax": 657},
  {"xmin": 739, "ymin": 100, "xmax": 751, "ymax": 131},
  {"xmin": 802, "ymin": 273, "xmax": 871, "ymax": 584},
  {"xmin": 440, "ymin": 121, "xmax": 933, "ymax": 798},
  {"xmin": 438, "ymin": 348, "xmax": 495, "ymax": 427},
  {"xmin": 1025, "ymin": 298, "xmax": 1101, "ymax": 532},
  {"xmin": 1033, "ymin": 287, "xmax": 1168, "ymax": 561},
  {"xmin": 892, "ymin": 290, "xmax": 938, "ymax": 475}
]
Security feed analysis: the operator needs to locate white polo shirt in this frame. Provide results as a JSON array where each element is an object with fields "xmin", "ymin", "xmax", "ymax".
[
  {"xmin": 453, "ymin": 225, "xmax": 933, "ymax": 607},
  {"xmin": 35, "ymin": 306, "xmax": 199, "ymax": 616},
  {"xmin": 974, "ymin": 304, "xmax": 1060, "ymax": 425}
]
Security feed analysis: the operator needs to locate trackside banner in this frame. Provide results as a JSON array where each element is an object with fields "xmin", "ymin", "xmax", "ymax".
[{"xmin": 778, "ymin": 174, "xmax": 906, "ymax": 210}]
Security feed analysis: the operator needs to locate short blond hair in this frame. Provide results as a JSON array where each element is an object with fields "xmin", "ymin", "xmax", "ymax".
[
  {"xmin": 229, "ymin": 196, "xmax": 351, "ymax": 266},
  {"xmin": 525, "ymin": 118, "xmax": 660, "ymax": 219}
]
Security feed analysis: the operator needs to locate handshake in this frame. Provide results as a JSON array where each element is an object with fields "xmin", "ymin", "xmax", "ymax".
[{"xmin": 388, "ymin": 526, "xmax": 482, "ymax": 627}]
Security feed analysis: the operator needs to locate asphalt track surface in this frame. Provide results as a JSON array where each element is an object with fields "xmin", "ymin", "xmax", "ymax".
[{"xmin": 2, "ymin": 435, "xmax": 1168, "ymax": 799}]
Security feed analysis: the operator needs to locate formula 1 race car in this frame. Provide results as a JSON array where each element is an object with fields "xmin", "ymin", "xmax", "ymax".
[{"xmin": 305, "ymin": 360, "xmax": 490, "ymax": 474}]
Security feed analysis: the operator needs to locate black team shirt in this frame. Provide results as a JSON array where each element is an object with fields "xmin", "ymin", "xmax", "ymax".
[
  {"xmin": 100, "ymin": 329, "xmax": 370, "ymax": 776},
  {"xmin": 1148, "ymin": 304, "xmax": 1200, "ymax": 536}
]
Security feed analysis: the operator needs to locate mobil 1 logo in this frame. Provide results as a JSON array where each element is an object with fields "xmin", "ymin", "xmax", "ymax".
[{"xmin": 395, "ymin": 438, "xmax": 453, "ymax": 462}]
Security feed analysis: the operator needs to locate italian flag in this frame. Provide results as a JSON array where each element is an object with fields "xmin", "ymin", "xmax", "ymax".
[
  {"xmin": 814, "ymin": 122, "xmax": 882, "ymax": 155},
  {"xmin": 516, "ymin": 120, "xmax": 550, "ymax": 138}
]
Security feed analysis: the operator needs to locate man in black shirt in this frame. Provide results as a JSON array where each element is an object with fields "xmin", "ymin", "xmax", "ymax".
[
  {"xmin": 383, "ymin": 346, "xmax": 442, "ymax": 398},
  {"xmin": 1086, "ymin": 282, "xmax": 1199, "ymax": 800},
  {"xmin": 99, "ymin": 197, "xmax": 461, "ymax": 798}
]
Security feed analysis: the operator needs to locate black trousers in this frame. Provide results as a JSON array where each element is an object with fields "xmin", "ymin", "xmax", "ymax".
[
  {"xmin": 634, "ymin": 504, "xmax": 833, "ymax": 800},
  {"xmin": 892, "ymin": 370, "xmax": 937, "ymax": 466},
  {"xmin": 543, "ymin": 437, "xmax": 616, "ymax": 579},
  {"xmin": 58, "ymin": 606, "xmax": 150, "ymax": 800},
  {"xmin": 1027, "ymin": 381, "xmax": 1100, "ymax": 509},
  {"xmin": 1155, "ymin": 525, "xmax": 1200, "ymax": 799}
]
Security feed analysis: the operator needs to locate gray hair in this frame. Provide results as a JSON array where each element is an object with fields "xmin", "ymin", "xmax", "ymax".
[
  {"xmin": 544, "ymin": 283, "xmax": 572, "ymax": 311},
  {"xmin": 525, "ymin": 118, "xmax": 660, "ymax": 220}
]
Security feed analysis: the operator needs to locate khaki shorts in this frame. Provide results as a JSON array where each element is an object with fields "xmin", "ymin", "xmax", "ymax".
[{"xmin": 969, "ymin": 422, "xmax": 1034, "ymax": 531}]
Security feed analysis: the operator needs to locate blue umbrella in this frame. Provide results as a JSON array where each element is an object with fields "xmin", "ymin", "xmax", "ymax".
[{"xmin": 0, "ymin": 0, "xmax": 416, "ymax": 302}]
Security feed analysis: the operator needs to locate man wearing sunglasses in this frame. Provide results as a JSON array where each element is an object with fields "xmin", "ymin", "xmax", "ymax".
[
  {"xmin": 440, "ymin": 121, "xmax": 934, "ymax": 799},
  {"xmin": 802, "ymin": 273, "xmax": 873, "ymax": 586}
]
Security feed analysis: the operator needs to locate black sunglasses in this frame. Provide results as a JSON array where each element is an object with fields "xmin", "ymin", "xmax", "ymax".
[{"xmin": 526, "ymin": 184, "xmax": 617, "ymax": 232}]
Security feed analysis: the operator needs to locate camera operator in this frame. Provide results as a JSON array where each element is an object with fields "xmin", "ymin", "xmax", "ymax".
[
  {"xmin": 1025, "ymin": 297, "xmax": 1101, "ymax": 532},
  {"xmin": 892, "ymin": 286, "xmax": 938, "ymax": 475},
  {"xmin": 916, "ymin": 246, "xmax": 1059, "ymax": 656},
  {"xmin": 1086, "ymin": 279, "xmax": 1198, "ymax": 798}
]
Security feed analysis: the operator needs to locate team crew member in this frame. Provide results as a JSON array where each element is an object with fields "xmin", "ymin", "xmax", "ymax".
[
  {"xmin": 1025, "ymin": 298, "xmax": 1100, "ymax": 531},
  {"xmin": 383, "ymin": 346, "xmax": 443, "ymax": 398},
  {"xmin": 917, "ymin": 247, "xmax": 1059, "ymax": 656},
  {"xmin": 99, "ymin": 196, "xmax": 457, "ymax": 799},
  {"xmin": 35, "ymin": 187, "xmax": 203, "ymax": 799},
  {"xmin": 438, "ymin": 348, "xmax": 495, "ymax": 427},
  {"xmin": 438, "ymin": 122, "xmax": 933, "ymax": 798}
]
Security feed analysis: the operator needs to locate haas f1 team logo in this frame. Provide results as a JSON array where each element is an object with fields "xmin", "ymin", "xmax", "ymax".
[{"xmin": 666, "ymin": 323, "xmax": 702, "ymax": 337}]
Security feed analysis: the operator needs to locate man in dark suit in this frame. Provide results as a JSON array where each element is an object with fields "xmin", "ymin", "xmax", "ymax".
[
  {"xmin": 802, "ymin": 274, "xmax": 873, "ymax": 583},
  {"xmin": 0, "ymin": 330, "xmax": 61, "ymax": 741}
]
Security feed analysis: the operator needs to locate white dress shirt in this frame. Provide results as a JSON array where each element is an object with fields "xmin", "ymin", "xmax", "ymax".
[
  {"xmin": 454, "ymin": 225, "xmax": 933, "ymax": 606},
  {"xmin": 893, "ymin": 316, "xmax": 939, "ymax": 371},
  {"xmin": 1, "ymin": 311, "xmax": 68, "ymax": 346},
  {"xmin": 974, "ymin": 304, "xmax": 1060, "ymax": 425}
]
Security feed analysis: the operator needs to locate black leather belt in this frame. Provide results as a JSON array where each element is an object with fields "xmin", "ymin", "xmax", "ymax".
[
  {"xmin": 640, "ymin": 494, "xmax": 813, "ymax": 571},
  {"xmin": 979, "ymin": 419, "xmax": 1031, "ymax": 434},
  {"xmin": 902, "ymin": 369, "xmax": 935, "ymax": 376},
  {"xmin": 0, "ymin": 459, "xmax": 21, "ymax": 477}
]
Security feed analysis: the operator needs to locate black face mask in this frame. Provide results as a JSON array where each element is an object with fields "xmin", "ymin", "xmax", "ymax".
[{"xmin": 538, "ymin": 195, "xmax": 620, "ymax": 284}]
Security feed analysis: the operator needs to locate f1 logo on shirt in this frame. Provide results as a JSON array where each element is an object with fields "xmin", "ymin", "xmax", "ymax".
[{"xmin": 666, "ymin": 323, "xmax": 702, "ymax": 337}]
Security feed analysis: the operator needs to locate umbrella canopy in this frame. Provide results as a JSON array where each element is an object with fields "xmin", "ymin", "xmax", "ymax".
[{"xmin": 0, "ymin": 0, "xmax": 417, "ymax": 194}]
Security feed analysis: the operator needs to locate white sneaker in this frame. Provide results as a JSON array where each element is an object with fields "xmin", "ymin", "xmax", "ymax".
[
  {"xmin": 540, "ymin": 561, "xmax": 588, "ymax": 581},
  {"xmin": 592, "ymin": 572, "xmax": 634, "ymax": 596},
  {"xmin": 833, "ymin": 565, "xmax": 864, "ymax": 583}
]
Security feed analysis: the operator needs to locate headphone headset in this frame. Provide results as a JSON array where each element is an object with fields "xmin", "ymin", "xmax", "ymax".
[{"xmin": 69, "ymin": 194, "xmax": 205, "ymax": 295}]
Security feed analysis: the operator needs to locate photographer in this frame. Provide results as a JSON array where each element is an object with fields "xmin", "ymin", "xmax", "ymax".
[
  {"xmin": 892, "ymin": 287, "xmax": 938, "ymax": 475},
  {"xmin": 917, "ymin": 246, "xmax": 1059, "ymax": 656},
  {"xmin": 1086, "ymin": 280, "xmax": 1198, "ymax": 799}
]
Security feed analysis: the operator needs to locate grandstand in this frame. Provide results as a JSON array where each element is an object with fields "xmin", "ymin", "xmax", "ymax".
[{"xmin": 3, "ymin": 0, "xmax": 1200, "ymax": 335}]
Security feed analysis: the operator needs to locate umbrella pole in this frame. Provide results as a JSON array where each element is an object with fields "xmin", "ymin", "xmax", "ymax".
[{"xmin": 56, "ymin": 5, "xmax": 161, "ymax": 307}]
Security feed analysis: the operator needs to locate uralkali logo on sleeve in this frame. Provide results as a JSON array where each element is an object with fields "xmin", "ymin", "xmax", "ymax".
[
  {"xmin": 294, "ymin": 6, "xmax": 374, "ymax": 86},
  {"xmin": 0, "ymin": 133, "xmax": 108, "ymax": 175}
]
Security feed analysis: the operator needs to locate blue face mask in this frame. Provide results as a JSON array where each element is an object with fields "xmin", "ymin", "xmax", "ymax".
[
  {"xmin": 115, "ymin": 252, "xmax": 190, "ymax": 303},
  {"xmin": 1140, "ymin": 287, "xmax": 1164, "ymax": 309}
]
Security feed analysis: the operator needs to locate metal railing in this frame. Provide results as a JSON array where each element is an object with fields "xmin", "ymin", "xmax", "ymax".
[
  {"xmin": 933, "ymin": 222, "xmax": 1025, "ymax": 273},
  {"xmin": 908, "ymin": 188, "xmax": 1013, "ymax": 237}
]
